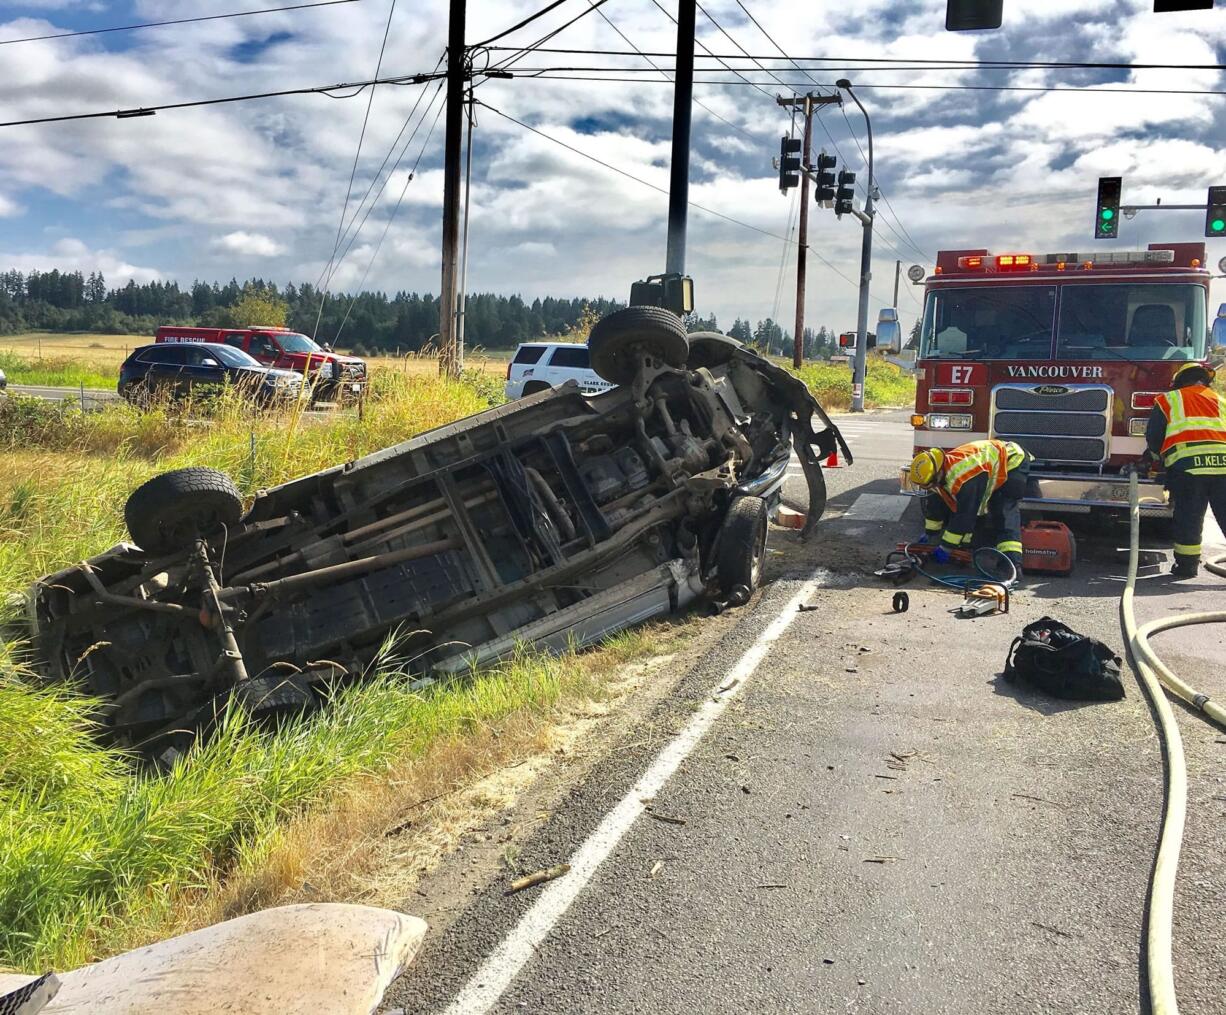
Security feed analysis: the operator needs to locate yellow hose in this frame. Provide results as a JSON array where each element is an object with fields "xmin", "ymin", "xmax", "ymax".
[{"xmin": 1123, "ymin": 471, "xmax": 1226, "ymax": 1015}]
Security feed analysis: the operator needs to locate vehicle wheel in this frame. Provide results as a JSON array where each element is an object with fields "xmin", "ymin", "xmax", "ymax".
[
  {"xmin": 232, "ymin": 674, "xmax": 315, "ymax": 724},
  {"xmin": 717, "ymin": 495, "xmax": 768, "ymax": 595},
  {"xmin": 522, "ymin": 380, "xmax": 552, "ymax": 396},
  {"xmin": 687, "ymin": 331, "xmax": 744, "ymax": 370},
  {"xmin": 124, "ymin": 467, "xmax": 243, "ymax": 555},
  {"xmin": 588, "ymin": 306, "xmax": 689, "ymax": 385}
]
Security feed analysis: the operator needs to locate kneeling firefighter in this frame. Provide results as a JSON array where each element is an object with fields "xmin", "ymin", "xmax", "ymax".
[
  {"xmin": 1145, "ymin": 362, "xmax": 1226, "ymax": 578},
  {"xmin": 909, "ymin": 439, "xmax": 1033, "ymax": 572}
]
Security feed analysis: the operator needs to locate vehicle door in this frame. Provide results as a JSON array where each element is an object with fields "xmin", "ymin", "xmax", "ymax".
[
  {"xmin": 141, "ymin": 344, "xmax": 191, "ymax": 395},
  {"xmin": 181, "ymin": 345, "xmax": 229, "ymax": 394},
  {"xmin": 223, "ymin": 331, "xmax": 249, "ymax": 355},
  {"xmin": 545, "ymin": 345, "xmax": 597, "ymax": 391},
  {"xmin": 247, "ymin": 332, "xmax": 282, "ymax": 366}
]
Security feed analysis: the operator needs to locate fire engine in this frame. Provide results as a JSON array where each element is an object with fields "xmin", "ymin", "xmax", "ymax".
[{"xmin": 902, "ymin": 242, "xmax": 1214, "ymax": 517}]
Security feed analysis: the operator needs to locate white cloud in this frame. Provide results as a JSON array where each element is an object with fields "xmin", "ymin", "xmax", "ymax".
[
  {"xmin": 0, "ymin": 238, "xmax": 160, "ymax": 282},
  {"xmin": 0, "ymin": 0, "xmax": 1221, "ymax": 331},
  {"xmin": 213, "ymin": 231, "xmax": 286, "ymax": 257}
]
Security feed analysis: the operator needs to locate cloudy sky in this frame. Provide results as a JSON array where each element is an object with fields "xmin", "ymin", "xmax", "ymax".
[{"xmin": 0, "ymin": 0, "xmax": 1223, "ymax": 338}]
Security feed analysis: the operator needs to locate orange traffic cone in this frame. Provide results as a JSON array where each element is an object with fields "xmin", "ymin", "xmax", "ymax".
[{"xmin": 824, "ymin": 448, "xmax": 840, "ymax": 469}]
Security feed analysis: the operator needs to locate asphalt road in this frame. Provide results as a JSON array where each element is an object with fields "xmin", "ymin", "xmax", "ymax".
[{"xmin": 385, "ymin": 411, "xmax": 1225, "ymax": 1015}]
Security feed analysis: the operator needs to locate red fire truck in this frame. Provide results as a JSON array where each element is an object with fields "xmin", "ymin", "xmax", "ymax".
[{"xmin": 902, "ymin": 242, "xmax": 1214, "ymax": 517}]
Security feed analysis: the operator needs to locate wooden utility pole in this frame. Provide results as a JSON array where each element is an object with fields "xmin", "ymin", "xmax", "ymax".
[
  {"xmin": 665, "ymin": 0, "xmax": 696, "ymax": 276},
  {"xmin": 893, "ymin": 258, "xmax": 901, "ymax": 310},
  {"xmin": 438, "ymin": 0, "xmax": 466, "ymax": 379}
]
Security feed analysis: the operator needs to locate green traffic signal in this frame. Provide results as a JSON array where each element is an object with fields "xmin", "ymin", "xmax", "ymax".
[
  {"xmin": 1100, "ymin": 208, "xmax": 1114, "ymax": 220},
  {"xmin": 1211, "ymin": 218, "xmax": 1225, "ymax": 234}
]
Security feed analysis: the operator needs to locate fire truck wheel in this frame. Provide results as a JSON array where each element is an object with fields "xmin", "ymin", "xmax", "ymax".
[
  {"xmin": 125, "ymin": 467, "xmax": 244, "ymax": 555},
  {"xmin": 687, "ymin": 331, "xmax": 745, "ymax": 370},
  {"xmin": 717, "ymin": 495, "xmax": 768, "ymax": 595},
  {"xmin": 232, "ymin": 674, "xmax": 316, "ymax": 725},
  {"xmin": 588, "ymin": 306, "xmax": 689, "ymax": 385}
]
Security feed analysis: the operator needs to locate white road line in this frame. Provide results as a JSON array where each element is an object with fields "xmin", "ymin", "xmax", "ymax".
[{"xmin": 438, "ymin": 578, "xmax": 819, "ymax": 1015}]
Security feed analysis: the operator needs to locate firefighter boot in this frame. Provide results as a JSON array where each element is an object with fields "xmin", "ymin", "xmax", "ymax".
[{"xmin": 1171, "ymin": 555, "xmax": 1200, "ymax": 579}]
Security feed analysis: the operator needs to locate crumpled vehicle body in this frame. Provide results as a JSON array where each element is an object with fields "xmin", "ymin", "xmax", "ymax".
[{"xmin": 23, "ymin": 329, "xmax": 849, "ymax": 758}]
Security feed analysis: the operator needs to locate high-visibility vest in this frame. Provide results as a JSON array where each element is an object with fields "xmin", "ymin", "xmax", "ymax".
[
  {"xmin": 1154, "ymin": 384, "xmax": 1226, "ymax": 468},
  {"xmin": 937, "ymin": 439, "xmax": 1027, "ymax": 515}
]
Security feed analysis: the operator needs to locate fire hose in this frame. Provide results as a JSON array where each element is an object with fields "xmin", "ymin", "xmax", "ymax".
[{"xmin": 1122, "ymin": 470, "xmax": 1226, "ymax": 1015}]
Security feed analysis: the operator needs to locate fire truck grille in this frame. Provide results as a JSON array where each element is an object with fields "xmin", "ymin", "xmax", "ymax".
[
  {"xmin": 993, "ymin": 411, "xmax": 1107, "ymax": 437},
  {"xmin": 994, "ymin": 387, "xmax": 1109, "ymax": 413},
  {"xmin": 990, "ymin": 384, "xmax": 1112, "ymax": 465},
  {"xmin": 1005, "ymin": 435, "xmax": 1108, "ymax": 464}
]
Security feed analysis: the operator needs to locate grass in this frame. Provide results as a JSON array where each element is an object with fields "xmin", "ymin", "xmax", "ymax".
[
  {"xmin": 0, "ymin": 349, "xmax": 115, "ymax": 389},
  {"xmin": 0, "ymin": 361, "xmax": 674, "ymax": 973},
  {"xmin": 791, "ymin": 354, "xmax": 916, "ymax": 411}
]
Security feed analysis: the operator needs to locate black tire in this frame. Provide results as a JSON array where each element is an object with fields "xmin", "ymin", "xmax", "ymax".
[
  {"xmin": 588, "ymin": 306, "xmax": 689, "ymax": 385},
  {"xmin": 522, "ymin": 380, "xmax": 552, "ymax": 396},
  {"xmin": 717, "ymin": 495, "xmax": 768, "ymax": 595},
  {"xmin": 687, "ymin": 331, "xmax": 744, "ymax": 370},
  {"xmin": 124, "ymin": 467, "xmax": 243, "ymax": 555},
  {"xmin": 232, "ymin": 674, "xmax": 315, "ymax": 724}
]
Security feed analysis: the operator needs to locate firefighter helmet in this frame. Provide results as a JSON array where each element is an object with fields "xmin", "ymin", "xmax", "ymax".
[
  {"xmin": 909, "ymin": 448, "xmax": 945, "ymax": 489},
  {"xmin": 1171, "ymin": 362, "xmax": 1216, "ymax": 388}
]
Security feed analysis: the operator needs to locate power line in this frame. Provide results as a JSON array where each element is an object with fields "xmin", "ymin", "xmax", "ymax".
[
  {"xmin": 472, "ymin": 0, "xmax": 574, "ymax": 48},
  {"xmin": 694, "ymin": 1, "xmax": 791, "ymax": 92},
  {"xmin": 0, "ymin": 70, "xmax": 443, "ymax": 129},
  {"xmin": 584, "ymin": 1, "xmax": 757, "ymax": 143},
  {"xmin": 482, "ymin": 45, "xmax": 1226, "ymax": 72},
  {"xmin": 647, "ymin": 0, "xmax": 777, "ymax": 102},
  {"xmin": 485, "ymin": 0, "xmax": 611, "ymax": 73},
  {"xmin": 322, "ymin": 82, "xmax": 447, "ymax": 290},
  {"xmin": 333, "ymin": 97, "xmax": 447, "ymax": 341},
  {"xmin": 316, "ymin": 0, "xmax": 401, "ymax": 331},
  {"xmin": 314, "ymin": 55, "xmax": 446, "ymax": 293},
  {"xmin": 0, "ymin": 0, "xmax": 362, "ymax": 47},
  {"xmin": 479, "ymin": 100, "xmax": 862, "ymax": 291},
  {"xmin": 506, "ymin": 73, "xmax": 1226, "ymax": 97}
]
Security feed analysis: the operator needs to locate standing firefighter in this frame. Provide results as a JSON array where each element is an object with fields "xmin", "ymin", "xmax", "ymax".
[
  {"xmin": 1146, "ymin": 363, "xmax": 1226, "ymax": 578},
  {"xmin": 909, "ymin": 439, "xmax": 1032, "ymax": 572}
]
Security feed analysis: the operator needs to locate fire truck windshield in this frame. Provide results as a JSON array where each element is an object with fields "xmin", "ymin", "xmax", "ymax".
[
  {"xmin": 273, "ymin": 332, "xmax": 324, "ymax": 354},
  {"xmin": 920, "ymin": 283, "xmax": 1206, "ymax": 362}
]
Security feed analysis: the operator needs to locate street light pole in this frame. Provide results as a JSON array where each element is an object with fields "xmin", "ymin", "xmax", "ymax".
[{"xmin": 837, "ymin": 79, "xmax": 874, "ymax": 414}]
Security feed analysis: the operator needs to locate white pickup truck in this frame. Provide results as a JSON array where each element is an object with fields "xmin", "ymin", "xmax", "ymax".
[{"xmin": 504, "ymin": 342, "xmax": 613, "ymax": 399}]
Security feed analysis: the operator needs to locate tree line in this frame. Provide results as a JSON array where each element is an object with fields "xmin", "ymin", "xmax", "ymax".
[{"xmin": 0, "ymin": 267, "xmax": 843, "ymax": 357}]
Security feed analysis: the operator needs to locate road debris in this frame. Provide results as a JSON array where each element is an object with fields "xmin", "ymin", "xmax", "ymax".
[
  {"xmin": 505, "ymin": 864, "xmax": 571, "ymax": 896},
  {"xmin": 646, "ymin": 810, "xmax": 687, "ymax": 826},
  {"xmin": 649, "ymin": 861, "xmax": 664, "ymax": 879}
]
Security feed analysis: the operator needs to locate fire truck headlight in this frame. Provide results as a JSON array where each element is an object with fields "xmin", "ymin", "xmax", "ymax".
[
  {"xmin": 1128, "ymin": 417, "xmax": 1148, "ymax": 437},
  {"xmin": 928, "ymin": 413, "xmax": 972, "ymax": 430}
]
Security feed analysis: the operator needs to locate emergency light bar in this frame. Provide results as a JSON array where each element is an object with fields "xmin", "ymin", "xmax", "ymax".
[
  {"xmin": 1040, "ymin": 250, "xmax": 1175, "ymax": 266},
  {"xmin": 951, "ymin": 249, "xmax": 1178, "ymax": 274}
]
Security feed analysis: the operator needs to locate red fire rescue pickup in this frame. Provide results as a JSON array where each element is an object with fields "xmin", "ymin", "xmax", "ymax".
[
  {"xmin": 155, "ymin": 326, "xmax": 367, "ymax": 402},
  {"xmin": 901, "ymin": 242, "xmax": 1214, "ymax": 518}
]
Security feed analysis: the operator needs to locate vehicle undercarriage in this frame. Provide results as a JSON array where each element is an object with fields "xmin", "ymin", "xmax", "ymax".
[{"xmin": 22, "ymin": 311, "xmax": 849, "ymax": 759}]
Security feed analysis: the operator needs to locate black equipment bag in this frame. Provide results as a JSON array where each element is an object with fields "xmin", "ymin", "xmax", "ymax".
[{"xmin": 1004, "ymin": 616, "xmax": 1125, "ymax": 701}]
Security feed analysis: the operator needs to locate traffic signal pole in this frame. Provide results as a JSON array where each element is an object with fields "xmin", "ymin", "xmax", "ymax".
[
  {"xmin": 838, "ymin": 80, "xmax": 874, "ymax": 413},
  {"xmin": 792, "ymin": 95, "xmax": 814, "ymax": 369},
  {"xmin": 777, "ymin": 92, "xmax": 841, "ymax": 368}
]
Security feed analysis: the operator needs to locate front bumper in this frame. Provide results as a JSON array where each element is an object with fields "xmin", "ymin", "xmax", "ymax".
[{"xmin": 899, "ymin": 468, "xmax": 1171, "ymax": 516}]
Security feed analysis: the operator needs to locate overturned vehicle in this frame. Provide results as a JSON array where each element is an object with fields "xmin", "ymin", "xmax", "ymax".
[{"xmin": 23, "ymin": 308, "xmax": 850, "ymax": 757}]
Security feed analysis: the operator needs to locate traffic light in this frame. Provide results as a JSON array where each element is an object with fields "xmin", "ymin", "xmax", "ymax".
[
  {"xmin": 1206, "ymin": 186, "xmax": 1226, "ymax": 238},
  {"xmin": 945, "ymin": 0, "xmax": 1003, "ymax": 29},
  {"xmin": 778, "ymin": 136, "xmax": 801, "ymax": 192},
  {"xmin": 1094, "ymin": 176, "xmax": 1121, "ymax": 239},
  {"xmin": 814, "ymin": 153, "xmax": 836, "ymax": 204},
  {"xmin": 835, "ymin": 170, "xmax": 856, "ymax": 216}
]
